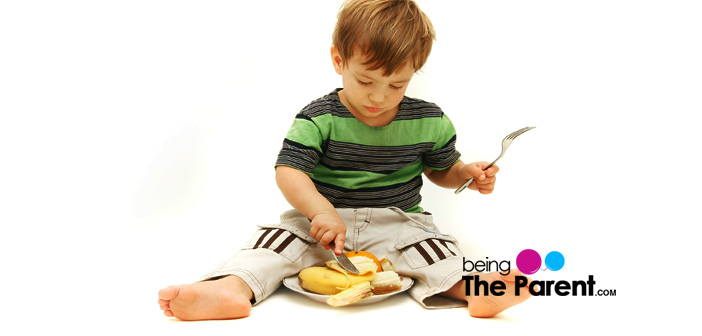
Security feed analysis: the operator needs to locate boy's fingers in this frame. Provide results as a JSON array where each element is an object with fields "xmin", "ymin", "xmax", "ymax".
[
  {"xmin": 484, "ymin": 164, "xmax": 499, "ymax": 177},
  {"xmin": 313, "ymin": 226, "xmax": 327, "ymax": 244},
  {"xmin": 314, "ymin": 228, "xmax": 326, "ymax": 242},
  {"xmin": 475, "ymin": 177, "xmax": 496, "ymax": 186},
  {"xmin": 334, "ymin": 235, "xmax": 346, "ymax": 255},
  {"xmin": 478, "ymin": 187, "xmax": 494, "ymax": 194},
  {"xmin": 465, "ymin": 162, "xmax": 489, "ymax": 180},
  {"xmin": 319, "ymin": 231, "xmax": 337, "ymax": 249}
]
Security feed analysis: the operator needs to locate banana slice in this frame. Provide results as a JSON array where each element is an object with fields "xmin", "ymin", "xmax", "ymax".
[
  {"xmin": 326, "ymin": 281, "xmax": 373, "ymax": 307},
  {"xmin": 326, "ymin": 256, "xmax": 378, "ymax": 276}
]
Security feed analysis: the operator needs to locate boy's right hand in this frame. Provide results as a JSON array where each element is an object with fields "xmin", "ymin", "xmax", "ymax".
[{"xmin": 309, "ymin": 210, "xmax": 346, "ymax": 255}]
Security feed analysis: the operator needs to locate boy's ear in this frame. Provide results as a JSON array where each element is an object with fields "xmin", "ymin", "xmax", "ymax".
[{"xmin": 330, "ymin": 46, "xmax": 343, "ymax": 75}]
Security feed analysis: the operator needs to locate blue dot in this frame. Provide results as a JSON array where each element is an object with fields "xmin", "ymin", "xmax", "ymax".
[{"xmin": 544, "ymin": 251, "xmax": 565, "ymax": 271}]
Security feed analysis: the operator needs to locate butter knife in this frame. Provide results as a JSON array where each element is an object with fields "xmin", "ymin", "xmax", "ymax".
[{"xmin": 328, "ymin": 242, "xmax": 359, "ymax": 274}]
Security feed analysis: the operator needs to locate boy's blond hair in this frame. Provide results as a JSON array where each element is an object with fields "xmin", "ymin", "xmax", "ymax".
[{"xmin": 332, "ymin": 0, "xmax": 435, "ymax": 76}]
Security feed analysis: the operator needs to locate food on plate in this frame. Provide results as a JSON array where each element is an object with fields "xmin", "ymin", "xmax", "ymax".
[
  {"xmin": 344, "ymin": 251, "xmax": 382, "ymax": 272},
  {"xmin": 326, "ymin": 255, "xmax": 378, "ymax": 276},
  {"xmin": 370, "ymin": 271, "xmax": 403, "ymax": 295},
  {"xmin": 326, "ymin": 281, "xmax": 373, "ymax": 307},
  {"xmin": 378, "ymin": 255, "xmax": 396, "ymax": 272},
  {"xmin": 298, "ymin": 263, "xmax": 375, "ymax": 295},
  {"xmin": 297, "ymin": 251, "xmax": 404, "ymax": 306}
]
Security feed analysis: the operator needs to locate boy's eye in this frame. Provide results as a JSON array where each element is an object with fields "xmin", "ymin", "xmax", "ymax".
[
  {"xmin": 357, "ymin": 80, "xmax": 371, "ymax": 86},
  {"xmin": 390, "ymin": 85, "xmax": 403, "ymax": 90}
]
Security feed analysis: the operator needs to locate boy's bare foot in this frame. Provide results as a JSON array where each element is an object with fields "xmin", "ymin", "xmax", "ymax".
[
  {"xmin": 157, "ymin": 275, "xmax": 253, "ymax": 321},
  {"xmin": 441, "ymin": 271, "xmax": 532, "ymax": 318},
  {"xmin": 465, "ymin": 271, "xmax": 532, "ymax": 318}
]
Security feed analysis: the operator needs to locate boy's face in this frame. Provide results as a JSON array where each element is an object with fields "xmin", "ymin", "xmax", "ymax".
[{"xmin": 331, "ymin": 46, "xmax": 414, "ymax": 127}]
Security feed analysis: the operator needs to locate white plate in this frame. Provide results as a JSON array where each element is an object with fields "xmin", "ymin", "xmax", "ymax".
[{"xmin": 283, "ymin": 275, "xmax": 413, "ymax": 306}]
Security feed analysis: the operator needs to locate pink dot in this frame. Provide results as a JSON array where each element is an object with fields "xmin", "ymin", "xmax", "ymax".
[{"xmin": 516, "ymin": 249, "xmax": 541, "ymax": 275}]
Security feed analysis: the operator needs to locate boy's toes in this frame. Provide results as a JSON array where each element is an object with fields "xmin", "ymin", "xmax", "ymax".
[
  {"xmin": 159, "ymin": 299, "xmax": 170, "ymax": 310},
  {"xmin": 158, "ymin": 286, "xmax": 180, "ymax": 301},
  {"xmin": 158, "ymin": 286, "xmax": 180, "ymax": 316}
]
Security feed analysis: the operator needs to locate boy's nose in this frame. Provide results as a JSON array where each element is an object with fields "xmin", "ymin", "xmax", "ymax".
[{"xmin": 369, "ymin": 89, "xmax": 385, "ymax": 104}]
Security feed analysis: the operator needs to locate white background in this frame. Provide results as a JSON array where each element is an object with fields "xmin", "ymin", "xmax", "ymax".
[{"xmin": 1, "ymin": 0, "xmax": 700, "ymax": 334}]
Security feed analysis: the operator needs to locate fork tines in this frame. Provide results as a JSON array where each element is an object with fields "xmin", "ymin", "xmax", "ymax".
[{"xmin": 506, "ymin": 126, "xmax": 536, "ymax": 140}]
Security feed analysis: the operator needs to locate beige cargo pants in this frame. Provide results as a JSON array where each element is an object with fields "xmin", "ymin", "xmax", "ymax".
[{"xmin": 201, "ymin": 207, "xmax": 467, "ymax": 309}]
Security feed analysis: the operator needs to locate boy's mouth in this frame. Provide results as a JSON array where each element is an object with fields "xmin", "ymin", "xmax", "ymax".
[{"xmin": 364, "ymin": 106, "xmax": 383, "ymax": 113}]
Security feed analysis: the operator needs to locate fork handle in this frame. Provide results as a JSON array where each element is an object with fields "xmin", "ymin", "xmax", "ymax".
[
  {"xmin": 454, "ymin": 177, "xmax": 475, "ymax": 194},
  {"xmin": 454, "ymin": 160, "xmax": 498, "ymax": 194}
]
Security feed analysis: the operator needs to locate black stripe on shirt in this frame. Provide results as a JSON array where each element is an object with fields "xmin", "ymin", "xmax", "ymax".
[
  {"xmin": 319, "ymin": 140, "xmax": 434, "ymax": 175},
  {"xmin": 312, "ymin": 175, "xmax": 423, "ymax": 211}
]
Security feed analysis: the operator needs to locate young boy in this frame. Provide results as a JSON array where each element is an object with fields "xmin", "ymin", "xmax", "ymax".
[{"xmin": 158, "ymin": 0, "xmax": 530, "ymax": 320}]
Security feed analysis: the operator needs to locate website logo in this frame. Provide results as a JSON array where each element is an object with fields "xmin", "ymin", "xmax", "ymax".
[
  {"xmin": 461, "ymin": 249, "xmax": 616, "ymax": 297},
  {"xmin": 516, "ymin": 249, "xmax": 565, "ymax": 274}
]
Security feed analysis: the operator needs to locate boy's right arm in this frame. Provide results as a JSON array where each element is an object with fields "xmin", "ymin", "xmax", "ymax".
[{"xmin": 275, "ymin": 165, "xmax": 346, "ymax": 255}]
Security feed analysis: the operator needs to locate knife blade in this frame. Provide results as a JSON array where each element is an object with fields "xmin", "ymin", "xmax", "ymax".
[{"xmin": 328, "ymin": 242, "xmax": 360, "ymax": 274}]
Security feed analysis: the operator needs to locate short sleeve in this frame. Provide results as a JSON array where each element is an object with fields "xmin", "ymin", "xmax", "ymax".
[
  {"xmin": 422, "ymin": 113, "xmax": 461, "ymax": 170},
  {"xmin": 275, "ymin": 114, "xmax": 325, "ymax": 174}
]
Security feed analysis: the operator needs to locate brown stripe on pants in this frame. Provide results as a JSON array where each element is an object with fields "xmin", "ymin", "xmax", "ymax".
[
  {"xmin": 261, "ymin": 229, "xmax": 284, "ymax": 249},
  {"xmin": 254, "ymin": 229, "xmax": 273, "ymax": 249},
  {"xmin": 273, "ymin": 233, "xmax": 297, "ymax": 254},
  {"xmin": 413, "ymin": 243, "xmax": 435, "ymax": 265},
  {"xmin": 426, "ymin": 239, "xmax": 447, "ymax": 260}
]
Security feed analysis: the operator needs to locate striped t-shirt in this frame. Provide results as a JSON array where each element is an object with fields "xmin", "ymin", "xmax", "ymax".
[{"xmin": 275, "ymin": 89, "xmax": 461, "ymax": 213}]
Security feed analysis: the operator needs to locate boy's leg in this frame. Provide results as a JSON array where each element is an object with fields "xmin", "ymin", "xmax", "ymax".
[
  {"xmin": 349, "ymin": 207, "xmax": 531, "ymax": 317},
  {"xmin": 157, "ymin": 209, "xmax": 328, "ymax": 321},
  {"xmin": 438, "ymin": 271, "xmax": 532, "ymax": 318}
]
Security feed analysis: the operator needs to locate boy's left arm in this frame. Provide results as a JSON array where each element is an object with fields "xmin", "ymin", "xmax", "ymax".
[{"xmin": 423, "ymin": 160, "xmax": 499, "ymax": 194}]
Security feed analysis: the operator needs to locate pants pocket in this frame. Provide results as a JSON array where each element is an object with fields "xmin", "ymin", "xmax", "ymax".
[
  {"xmin": 242, "ymin": 214, "xmax": 317, "ymax": 263},
  {"xmin": 394, "ymin": 230, "xmax": 460, "ymax": 270}
]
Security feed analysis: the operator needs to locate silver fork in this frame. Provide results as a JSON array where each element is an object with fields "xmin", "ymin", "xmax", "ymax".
[{"xmin": 454, "ymin": 126, "xmax": 536, "ymax": 194}]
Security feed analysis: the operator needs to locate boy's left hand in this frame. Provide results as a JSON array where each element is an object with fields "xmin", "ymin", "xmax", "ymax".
[{"xmin": 463, "ymin": 162, "xmax": 499, "ymax": 194}]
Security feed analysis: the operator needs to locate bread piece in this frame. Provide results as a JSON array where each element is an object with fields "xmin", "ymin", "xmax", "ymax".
[{"xmin": 370, "ymin": 271, "xmax": 402, "ymax": 295}]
